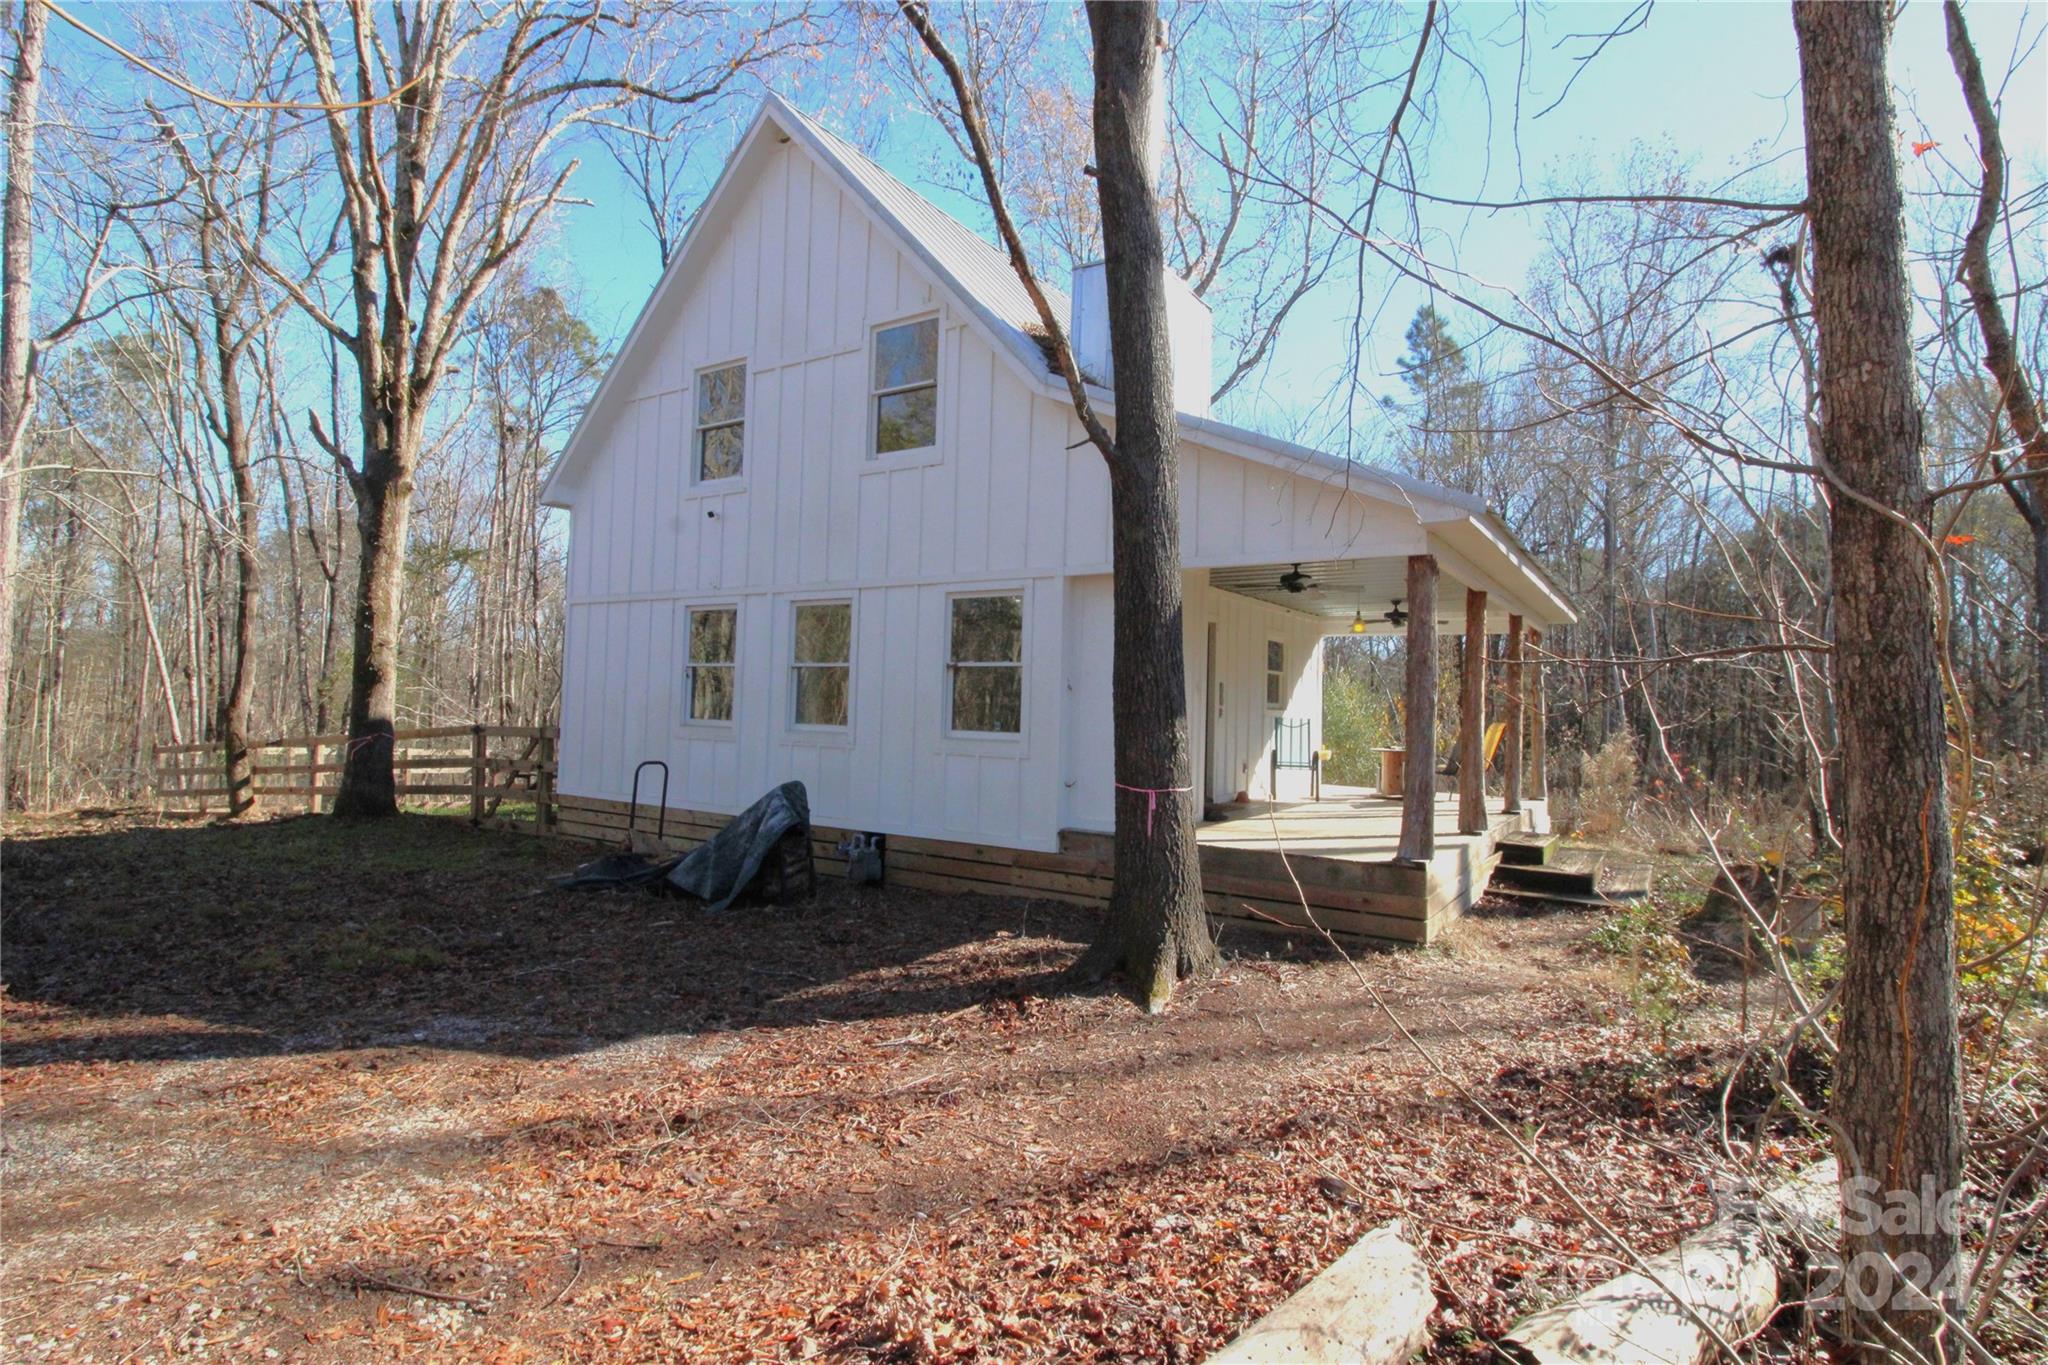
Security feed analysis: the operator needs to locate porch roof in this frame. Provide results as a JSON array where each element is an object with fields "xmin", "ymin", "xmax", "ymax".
[
  {"xmin": 1211, "ymin": 559, "xmax": 1447, "ymax": 633},
  {"xmin": 1176, "ymin": 418, "xmax": 1577, "ymax": 631},
  {"xmin": 1209, "ymin": 543, "xmax": 1570, "ymax": 638}
]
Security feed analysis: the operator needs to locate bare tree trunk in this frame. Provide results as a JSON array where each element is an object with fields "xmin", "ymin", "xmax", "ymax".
[
  {"xmin": 332, "ymin": 441, "xmax": 414, "ymax": 817},
  {"xmin": 35, "ymin": 473, "xmax": 82, "ymax": 807},
  {"xmin": 105, "ymin": 476, "xmax": 185, "ymax": 749},
  {"xmin": 220, "ymin": 431, "xmax": 261, "ymax": 816},
  {"xmin": 897, "ymin": 0, "xmax": 1216, "ymax": 1008},
  {"xmin": 1794, "ymin": 5, "xmax": 1963, "ymax": 1359},
  {"xmin": 199, "ymin": 295, "xmax": 264, "ymax": 819},
  {"xmin": 316, "ymin": 472, "xmax": 342, "ymax": 735},
  {"xmin": 1069, "ymin": 1, "xmax": 1216, "ymax": 1010},
  {"xmin": 1600, "ymin": 406, "xmax": 1621, "ymax": 743},
  {"xmin": 279, "ymin": 449, "xmax": 317, "ymax": 732},
  {"xmin": 1944, "ymin": 0, "xmax": 2048, "ymax": 747},
  {"xmin": 0, "ymin": 0, "xmax": 46, "ymax": 813},
  {"xmin": 2034, "ymin": 529, "xmax": 2048, "ymax": 748}
]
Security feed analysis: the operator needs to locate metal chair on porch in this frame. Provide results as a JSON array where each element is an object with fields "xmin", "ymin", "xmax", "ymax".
[{"xmin": 1270, "ymin": 717, "xmax": 1322, "ymax": 802}]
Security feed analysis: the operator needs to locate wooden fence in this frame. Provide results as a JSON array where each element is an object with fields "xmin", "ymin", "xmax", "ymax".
[{"xmin": 153, "ymin": 725, "xmax": 556, "ymax": 832}]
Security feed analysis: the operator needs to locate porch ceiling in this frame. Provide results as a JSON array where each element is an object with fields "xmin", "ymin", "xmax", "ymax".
[{"xmin": 1208, "ymin": 559, "xmax": 1486, "ymax": 635}]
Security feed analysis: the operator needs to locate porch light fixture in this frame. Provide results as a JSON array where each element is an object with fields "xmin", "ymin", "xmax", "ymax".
[{"xmin": 1350, "ymin": 608, "xmax": 1368, "ymax": 634}]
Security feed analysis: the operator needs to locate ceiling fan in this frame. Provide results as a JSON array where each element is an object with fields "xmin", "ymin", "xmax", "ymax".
[
  {"xmin": 1277, "ymin": 563, "xmax": 1316, "ymax": 594},
  {"xmin": 1352, "ymin": 598, "xmax": 1410, "ymax": 634}
]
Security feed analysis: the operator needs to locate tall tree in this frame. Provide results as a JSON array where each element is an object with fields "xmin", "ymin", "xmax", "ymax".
[
  {"xmin": 901, "ymin": 0, "xmax": 1215, "ymax": 1008},
  {"xmin": 1944, "ymin": 0, "xmax": 2048, "ymax": 745},
  {"xmin": 1793, "ymin": 4, "xmax": 1963, "ymax": 1359},
  {"xmin": 151, "ymin": 64, "xmax": 294, "ymax": 817},
  {"xmin": 185, "ymin": 1, "xmax": 775, "ymax": 817},
  {"xmin": 1394, "ymin": 302, "xmax": 1487, "ymax": 492},
  {"xmin": 466, "ymin": 280, "xmax": 601, "ymax": 724},
  {"xmin": 1076, "ymin": 1, "xmax": 1214, "ymax": 1005},
  {"xmin": 877, "ymin": 2, "xmax": 1344, "ymax": 413},
  {"xmin": 1396, "ymin": 303, "xmax": 1463, "ymax": 392},
  {"xmin": 0, "ymin": 0, "xmax": 47, "ymax": 812}
]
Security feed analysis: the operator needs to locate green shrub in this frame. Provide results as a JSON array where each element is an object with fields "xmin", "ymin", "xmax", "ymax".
[
  {"xmin": 1587, "ymin": 898, "xmax": 1699, "ymax": 1050},
  {"xmin": 1323, "ymin": 667, "xmax": 1396, "ymax": 787},
  {"xmin": 1955, "ymin": 807, "xmax": 2044, "ymax": 1001}
]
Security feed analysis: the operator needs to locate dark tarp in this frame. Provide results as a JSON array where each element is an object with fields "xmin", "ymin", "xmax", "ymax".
[
  {"xmin": 665, "ymin": 780, "xmax": 811, "ymax": 912},
  {"xmin": 550, "ymin": 780, "xmax": 812, "ymax": 908}
]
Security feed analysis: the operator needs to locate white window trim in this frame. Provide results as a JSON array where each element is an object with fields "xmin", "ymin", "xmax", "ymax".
[
  {"xmin": 945, "ymin": 588, "xmax": 1026, "ymax": 742},
  {"xmin": 1266, "ymin": 640, "xmax": 1286, "ymax": 709},
  {"xmin": 868, "ymin": 311, "xmax": 942, "ymax": 464},
  {"xmin": 787, "ymin": 597, "xmax": 854, "ymax": 739},
  {"xmin": 680, "ymin": 602, "xmax": 740, "ymax": 730},
  {"xmin": 691, "ymin": 358, "xmax": 748, "ymax": 489}
]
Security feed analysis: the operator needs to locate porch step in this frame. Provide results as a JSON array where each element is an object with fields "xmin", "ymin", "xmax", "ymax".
[
  {"xmin": 1497, "ymin": 833, "xmax": 1558, "ymax": 867},
  {"xmin": 1488, "ymin": 846, "xmax": 1652, "ymax": 904},
  {"xmin": 1492, "ymin": 861, "xmax": 1598, "ymax": 898}
]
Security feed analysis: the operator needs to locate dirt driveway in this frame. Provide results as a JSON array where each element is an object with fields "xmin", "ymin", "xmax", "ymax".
[{"xmin": 3, "ymin": 812, "xmax": 1762, "ymax": 1361}]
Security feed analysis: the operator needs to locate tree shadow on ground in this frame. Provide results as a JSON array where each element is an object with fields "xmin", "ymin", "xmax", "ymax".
[{"xmin": 0, "ymin": 813, "xmax": 1348, "ymax": 1068}]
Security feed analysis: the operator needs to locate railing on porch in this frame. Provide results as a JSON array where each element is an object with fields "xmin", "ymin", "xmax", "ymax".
[{"xmin": 152, "ymin": 725, "xmax": 557, "ymax": 833}]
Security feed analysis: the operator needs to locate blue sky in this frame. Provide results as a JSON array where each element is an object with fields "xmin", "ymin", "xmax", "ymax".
[
  {"xmin": 543, "ymin": 1, "xmax": 2044, "ymax": 443},
  {"xmin": 45, "ymin": 2, "xmax": 2048, "ymax": 447}
]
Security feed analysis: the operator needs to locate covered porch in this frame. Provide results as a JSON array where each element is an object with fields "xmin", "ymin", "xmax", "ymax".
[
  {"xmin": 1185, "ymin": 543, "xmax": 1572, "ymax": 943},
  {"xmin": 1060, "ymin": 788, "xmax": 1532, "ymax": 945},
  {"xmin": 1212, "ymin": 549, "xmax": 1561, "ymax": 824},
  {"xmin": 1195, "ymin": 788, "xmax": 1530, "ymax": 944}
]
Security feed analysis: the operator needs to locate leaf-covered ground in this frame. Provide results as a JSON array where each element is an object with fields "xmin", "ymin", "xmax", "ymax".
[{"xmin": 3, "ymin": 811, "xmax": 1803, "ymax": 1361}]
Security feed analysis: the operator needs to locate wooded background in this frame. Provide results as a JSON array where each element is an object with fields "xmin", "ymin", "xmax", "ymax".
[{"xmin": 3, "ymin": 0, "xmax": 2041, "ymax": 832}]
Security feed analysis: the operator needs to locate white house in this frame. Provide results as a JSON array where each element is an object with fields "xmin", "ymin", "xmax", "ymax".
[{"xmin": 539, "ymin": 95, "xmax": 1573, "ymax": 933}]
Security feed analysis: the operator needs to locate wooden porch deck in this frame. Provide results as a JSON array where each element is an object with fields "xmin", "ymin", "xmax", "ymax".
[{"xmin": 1063, "ymin": 786, "xmax": 1529, "ymax": 946}]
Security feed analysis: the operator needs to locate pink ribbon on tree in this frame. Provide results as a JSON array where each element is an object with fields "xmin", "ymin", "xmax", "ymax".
[{"xmin": 1115, "ymin": 782, "xmax": 1194, "ymax": 837}]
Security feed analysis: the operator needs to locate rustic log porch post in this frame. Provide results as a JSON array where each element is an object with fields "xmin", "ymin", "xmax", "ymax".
[
  {"xmin": 1458, "ymin": 588, "xmax": 1489, "ymax": 835},
  {"xmin": 1396, "ymin": 554, "xmax": 1438, "ymax": 864},
  {"xmin": 1528, "ymin": 628, "xmax": 1548, "ymax": 800},
  {"xmin": 1503, "ymin": 615, "xmax": 1524, "ymax": 815}
]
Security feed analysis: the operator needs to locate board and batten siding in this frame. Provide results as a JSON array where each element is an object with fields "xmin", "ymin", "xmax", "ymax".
[
  {"xmin": 556, "ymin": 143, "xmax": 1099, "ymax": 851},
  {"xmin": 558, "ymin": 579, "xmax": 1066, "ymax": 848},
  {"xmin": 1062, "ymin": 573, "xmax": 1329, "ymax": 835},
  {"xmin": 1178, "ymin": 442, "xmax": 1425, "ymax": 569},
  {"xmin": 558, "ymin": 135, "xmax": 1412, "ymax": 853},
  {"xmin": 564, "ymin": 143, "xmax": 1116, "ymax": 608}
]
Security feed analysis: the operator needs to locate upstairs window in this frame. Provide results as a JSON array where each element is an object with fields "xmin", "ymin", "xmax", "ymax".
[
  {"xmin": 872, "ymin": 317, "xmax": 938, "ymax": 455},
  {"xmin": 949, "ymin": 594, "xmax": 1023, "ymax": 734},
  {"xmin": 1266, "ymin": 641, "xmax": 1285, "ymax": 706},
  {"xmin": 791, "ymin": 602, "xmax": 852, "ymax": 728},
  {"xmin": 695, "ymin": 362, "xmax": 745, "ymax": 481},
  {"xmin": 686, "ymin": 606, "xmax": 737, "ymax": 722}
]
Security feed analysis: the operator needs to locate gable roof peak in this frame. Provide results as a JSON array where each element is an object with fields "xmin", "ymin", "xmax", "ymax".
[
  {"xmin": 761, "ymin": 94, "xmax": 1069, "ymax": 373},
  {"xmin": 542, "ymin": 91, "xmax": 1069, "ymax": 506}
]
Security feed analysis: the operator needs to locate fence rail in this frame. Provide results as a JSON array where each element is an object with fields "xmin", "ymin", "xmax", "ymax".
[{"xmin": 153, "ymin": 725, "xmax": 557, "ymax": 831}]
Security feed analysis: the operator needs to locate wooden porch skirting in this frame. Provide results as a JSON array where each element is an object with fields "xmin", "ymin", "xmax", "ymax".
[
  {"xmin": 553, "ymin": 794, "xmax": 1116, "ymax": 909},
  {"xmin": 554, "ymin": 795, "xmax": 1490, "ymax": 946},
  {"xmin": 1058, "ymin": 829, "xmax": 1489, "ymax": 946}
]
